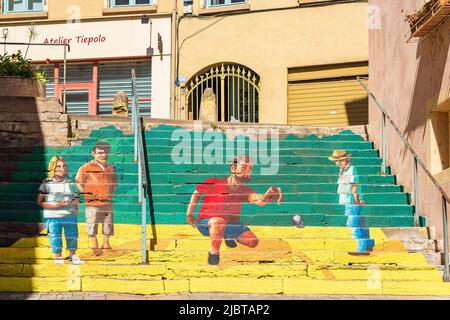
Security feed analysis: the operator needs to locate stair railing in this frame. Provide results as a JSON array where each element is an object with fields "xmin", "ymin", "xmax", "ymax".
[
  {"xmin": 357, "ymin": 76, "xmax": 450, "ymax": 281},
  {"xmin": 131, "ymin": 68, "xmax": 148, "ymax": 264}
]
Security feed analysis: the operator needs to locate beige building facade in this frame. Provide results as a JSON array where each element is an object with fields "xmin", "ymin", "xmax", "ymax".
[
  {"xmin": 368, "ymin": 0, "xmax": 450, "ymax": 238},
  {"xmin": 1, "ymin": 0, "xmax": 369, "ymax": 125},
  {"xmin": 175, "ymin": 0, "xmax": 369, "ymax": 125},
  {"xmin": 0, "ymin": 0, "xmax": 173, "ymax": 118}
]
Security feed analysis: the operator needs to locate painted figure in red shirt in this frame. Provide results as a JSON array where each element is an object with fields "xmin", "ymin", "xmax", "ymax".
[{"xmin": 186, "ymin": 155, "xmax": 283, "ymax": 265}]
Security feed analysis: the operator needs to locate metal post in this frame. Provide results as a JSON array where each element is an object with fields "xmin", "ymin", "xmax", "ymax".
[
  {"xmin": 381, "ymin": 113, "xmax": 386, "ymax": 175},
  {"xmin": 413, "ymin": 157, "xmax": 419, "ymax": 227},
  {"xmin": 63, "ymin": 45, "xmax": 67, "ymax": 113},
  {"xmin": 142, "ymin": 192, "xmax": 147, "ymax": 264},
  {"xmin": 138, "ymin": 145, "xmax": 143, "ymax": 203},
  {"xmin": 443, "ymin": 196, "xmax": 450, "ymax": 281}
]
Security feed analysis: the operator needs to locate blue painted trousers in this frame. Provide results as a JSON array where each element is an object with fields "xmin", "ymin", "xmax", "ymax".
[
  {"xmin": 45, "ymin": 217, "xmax": 79, "ymax": 254},
  {"xmin": 345, "ymin": 205, "xmax": 375, "ymax": 253}
]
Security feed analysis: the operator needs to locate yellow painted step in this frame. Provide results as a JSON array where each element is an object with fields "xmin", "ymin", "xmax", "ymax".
[
  {"xmin": 1, "ymin": 276, "xmax": 448, "ymax": 296},
  {"xmin": 0, "ymin": 262, "xmax": 441, "ymax": 282},
  {"xmin": 0, "ymin": 245, "xmax": 431, "ymax": 267},
  {"xmin": 31, "ymin": 225, "xmax": 392, "ymax": 240},
  {"xmin": 0, "ymin": 247, "xmax": 142, "ymax": 264},
  {"xmin": 12, "ymin": 236, "xmax": 407, "ymax": 253}
]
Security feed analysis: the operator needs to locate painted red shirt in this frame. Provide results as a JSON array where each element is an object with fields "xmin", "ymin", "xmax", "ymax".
[{"xmin": 196, "ymin": 177, "xmax": 255, "ymax": 224}]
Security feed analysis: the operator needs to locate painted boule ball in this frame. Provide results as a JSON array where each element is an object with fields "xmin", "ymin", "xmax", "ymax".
[{"xmin": 292, "ymin": 214, "xmax": 305, "ymax": 228}]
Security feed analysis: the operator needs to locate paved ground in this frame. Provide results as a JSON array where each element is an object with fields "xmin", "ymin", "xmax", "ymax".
[{"xmin": 0, "ymin": 292, "xmax": 449, "ymax": 300}]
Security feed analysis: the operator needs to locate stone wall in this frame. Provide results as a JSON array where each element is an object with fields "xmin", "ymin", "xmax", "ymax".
[{"xmin": 0, "ymin": 96, "xmax": 68, "ymax": 148}]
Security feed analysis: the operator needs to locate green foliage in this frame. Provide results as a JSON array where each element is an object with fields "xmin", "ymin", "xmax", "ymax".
[
  {"xmin": 405, "ymin": 0, "xmax": 438, "ymax": 28},
  {"xmin": 0, "ymin": 50, "xmax": 47, "ymax": 83}
]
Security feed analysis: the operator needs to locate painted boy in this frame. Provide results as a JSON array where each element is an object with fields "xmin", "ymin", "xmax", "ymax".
[
  {"xmin": 37, "ymin": 156, "xmax": 84, "ymax": 265},
  {"xmin": 76, "ymin": 142, "xmax": 117, "ymax": 256},
  {"xmin": 329, "ymin": 150, "xmax": 375, "ymax": 255},
  {"xmin": 186, "ymin": 155, "xmax": 283, "ymax": 265}
]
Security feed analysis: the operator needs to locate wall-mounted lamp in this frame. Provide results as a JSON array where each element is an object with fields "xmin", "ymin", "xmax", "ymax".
[{"xmin": 141, "ymin": 14, "xmax": 150, "ymax": 24}]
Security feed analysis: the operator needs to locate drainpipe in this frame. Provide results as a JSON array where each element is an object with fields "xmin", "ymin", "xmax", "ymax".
[{"xmin": 170, "ymin": 0, "xmax": 178, "ymax": 119}]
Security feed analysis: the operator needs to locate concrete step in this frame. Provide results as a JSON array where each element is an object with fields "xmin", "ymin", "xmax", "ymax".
[
  {"xmin": 1, "ymin": 275, "xmax": 450, "ymax": 295},
  {"xmin": 0, "ymin": 147, "xmax": 380, "ymax": 157},
  {"xmin": 0, "ymin": 212, "xmax": 415, "ymax": 227},
  {"xmin": 1, "ymin": 224, "xmax": 446, "ymax": 296},
  {"xmin": 7, "ymin": 235, "xmax": 436, "ymax": 254},
  {"xmin": 0, "ymin": 202, "xmax": 415, "ymax": 216},
  {"xmin": 1, "ymin": 181, "xmax": 405, "ymax": 193},
  {"xmin": 70, "ymin": 115, "xmax": 369, "ymax": 135},
  {"xmin": 0, "ymin": 192, "xmax": 410, "ymax": 205}
]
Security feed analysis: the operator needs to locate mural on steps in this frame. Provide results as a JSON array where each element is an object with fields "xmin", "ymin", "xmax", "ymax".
[
  {"xmin": 37, "ymin": 156, "xmax": 83, "ymax": 265},
  {"xmin": 75, "ymin": 142, "xmax": 117, "ymax": 257},
  {"xmin": 329, "ymin": 150, "xmax": 375, "ymax": 256},
  {"xmin": 186, "ymin": 155, "xmax": 284, "ymax": 265},
  {"xmin": 0, "ymin": 124, "xmax": 417, "ymax": 268}
]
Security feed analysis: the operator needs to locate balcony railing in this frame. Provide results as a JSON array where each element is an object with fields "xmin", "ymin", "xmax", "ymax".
[{"xmin": 406, "ymin": 0, "xmax": 450, "ymax": 42}]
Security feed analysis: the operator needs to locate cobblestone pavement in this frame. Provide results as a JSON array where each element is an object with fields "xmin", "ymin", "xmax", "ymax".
[{"xmin": 0, "ymin": 293, "xmax": 449, "ymax": 300}]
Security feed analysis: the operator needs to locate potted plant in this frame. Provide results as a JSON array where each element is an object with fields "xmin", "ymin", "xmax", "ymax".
[
  {"xmin": 405, "ymin": 0, "xmax": 439, "ymax": 31},
  {"xmin": 0, "ymin": 23, "xmax": 47, "ymax": 97},
  {"xmin": 0, "ymin": 50, "xmax": 47, "ymax": 97}
]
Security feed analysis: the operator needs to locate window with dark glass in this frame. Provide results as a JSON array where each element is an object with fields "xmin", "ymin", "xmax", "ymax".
[
  {"xmin": 111, "ymin": 0, "xmax": 152, "ymax": 7},
  {"xmin": 3, "ymin": 0, "xmax": 44, "ymax": 13},
  {"xmin": 207, "ymin": 0, "xmax": 246, "ymax": 7}
]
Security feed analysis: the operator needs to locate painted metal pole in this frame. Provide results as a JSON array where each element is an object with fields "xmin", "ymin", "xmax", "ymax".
[
  {"xmin": 443, "ymin": 196, "xmax": 450, "ymax": 281},
  {"xmin": 133, "ymin": 103, "xmax": 138, "ymax": 162},
  {"xmin": 413, "ymin": 157, "xmax": 419, "ymax": 227},
  {"xmin": 63, "ymin": 45, "xmax": 67, "ymax": 113},
  {"xmin": 138, "ymin": 145, "xmax": 143, "ymax": 203},
  {"xmin": 142, "ymin": 192, "xmax": 147, "ymax": 264},
  {"xmin": 381, "ymin": 113, "xmax": 386, "ymax": 175}
]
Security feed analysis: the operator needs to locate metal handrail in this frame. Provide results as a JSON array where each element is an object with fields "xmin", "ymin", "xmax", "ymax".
[
  {"xmin": 357, "ymin": 76, "xmax": 450, "ymax": 281},
  {"xmin": 131, "ymin": 68, "xmax": 148, "ymax": 264}
]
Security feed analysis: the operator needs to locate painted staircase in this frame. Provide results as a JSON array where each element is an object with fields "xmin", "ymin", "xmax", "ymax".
[{"xmin": 0, "ymin": 119, "xmax": 448, "ymax": 296}]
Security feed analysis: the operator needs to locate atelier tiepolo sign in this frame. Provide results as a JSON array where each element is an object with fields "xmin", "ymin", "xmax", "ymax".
[{"xmin": 4, "ymin": 19, "xmax": 151, "ymax": 60}]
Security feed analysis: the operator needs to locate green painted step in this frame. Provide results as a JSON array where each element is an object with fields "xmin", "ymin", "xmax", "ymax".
[
  {"xmin": 0, "ymin": 182, "xmax": 403, "ymax": 195},
  {"xmin": 148, "ymin": 173, "xmax": 394, "ymax": 184},
  {"xmin": 168, "ymin": 183, "xmax": 404, "ymax": 194},
  {"xmin": 147, "ymin": 164, "xmax": 389, "ymax": 175},
  {"xmin": 8, "ymin": 154, "xmax": 382, "ymax": 164},
  {"xmin": 0, "ymin": 182, "xmax": 138, "ymax": 194},
  {"xmin": 1, "ymin": 147, "xmax": 379, "ymax": 157},
  {"xmin": 87, "ymin": 127, "xmax": 367, "ymax": 142},
  {"xmin": 0, "ymin": 211, "xmax": 414, "ymax": 227},
  {"xmin": 147, "ymin": 156, "xmax": 383, "ymax": 165},
  {"xmin": 11, "ymin": 162, "xmax": 137, "ymax": 172},
  {"xmin": 16, "ymin": 154, "xmax": 136, "ymax": 162},
  {"xmin": 0, "ymin": 192, "xmax": 410, "ymax": 205},
  {"xmin": 6, "ymin": 173, "xmax": 138, "ymax": 184},
  {"xmin": 0, "ymin": 202, "xmax": 414, "ymax": 216},
  {"xmin": 142, "ymin": 129, "xmax": 366, "ymax": 141},
  {"xmin": 79, "ymin": 138, "xmax": 374, "ymax": 150}
]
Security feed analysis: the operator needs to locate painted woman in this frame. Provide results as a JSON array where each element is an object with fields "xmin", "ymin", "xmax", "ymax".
[{"xmin": 37, "ymin": 156, "xmax": 84, "ymax": 265}]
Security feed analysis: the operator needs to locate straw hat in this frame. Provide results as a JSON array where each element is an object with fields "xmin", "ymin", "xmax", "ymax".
[{"xmin": 328, "ymin": 150, "xmax": 352, "ymax": 161}]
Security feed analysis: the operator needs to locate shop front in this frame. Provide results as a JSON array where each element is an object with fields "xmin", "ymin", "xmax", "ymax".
[{"xmin": 5, "ymin": 16, "xmax": 171, "ymax": 117}]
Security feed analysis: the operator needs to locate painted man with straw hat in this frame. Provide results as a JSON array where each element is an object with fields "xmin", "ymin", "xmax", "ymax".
[{"xmin": 329, "ymin": 150, "xmax": 374, "ymax": 255}]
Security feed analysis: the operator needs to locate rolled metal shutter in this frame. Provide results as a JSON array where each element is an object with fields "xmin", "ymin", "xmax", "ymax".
[
  {"xmin": 98, "ymin": 60, "xmax": 152, "ymax": 116},
  {"xmin": 288, "ymin": 62, "xmax": 368, "ymax": 126}
]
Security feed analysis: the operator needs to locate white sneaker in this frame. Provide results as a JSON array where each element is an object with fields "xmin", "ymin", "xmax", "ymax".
[
  {"xmin": 69, "ymin": 255, "xmax": 85, "ymax": 265},
  {"xmin": 54, "ymin": 257, "xmax": 65, "ymax": 265}
]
